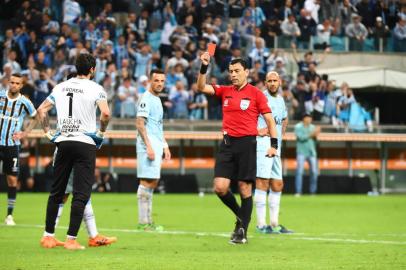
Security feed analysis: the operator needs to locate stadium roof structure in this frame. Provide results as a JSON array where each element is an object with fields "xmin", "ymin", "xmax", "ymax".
[{"xmin": 317, "ymin": 66, "xmax": 406, "ymax": 91}]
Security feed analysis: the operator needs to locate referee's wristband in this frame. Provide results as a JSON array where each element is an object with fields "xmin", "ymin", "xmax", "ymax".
[
  {"xmin": 271, "ymin": 138, "xmax": 278, "ymax": 150},
  {"xmin": 200, "ymin": 64, "xmax": 208, "ymax": 74}
]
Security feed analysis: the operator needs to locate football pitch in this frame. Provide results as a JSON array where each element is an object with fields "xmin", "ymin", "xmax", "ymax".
[{"xmin": 1, "ymin": 193, "xmax": 405, "ymax": 270}]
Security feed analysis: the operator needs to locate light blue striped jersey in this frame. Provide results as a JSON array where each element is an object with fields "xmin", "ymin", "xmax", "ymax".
[
  {"xmin": 136, "ymin": 90, "xmax": 164, "ymax": 152},
  {"xmin": 257, "ymin": 91, "xmax": 287, "ymax": 156},
  {"xmin": 0, "ymin": 91, "xmax": 36, "ymax": 146}
]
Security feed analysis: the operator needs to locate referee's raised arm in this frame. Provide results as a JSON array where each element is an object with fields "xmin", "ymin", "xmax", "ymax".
[{"xmin": 197, "ymin": 52, "xmax": 215, "ymax": 95}]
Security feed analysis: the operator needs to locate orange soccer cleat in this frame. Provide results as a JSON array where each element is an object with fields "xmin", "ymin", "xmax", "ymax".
[
  {"xmin": 40, "ymin": 236, "xmax": 65, "ymax": 248},
  {"xmin": 64, "ymin": 238, "xmax": 85, "ymax": 250},
  {"xmin": 88, "ymin": 234, "xmax": 117, "ymax": 247}
]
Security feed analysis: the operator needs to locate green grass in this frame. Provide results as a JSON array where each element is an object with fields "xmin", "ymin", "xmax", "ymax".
[{"xmin": 1, "ymin": 193, "xmax": 406, "ymax": 270}]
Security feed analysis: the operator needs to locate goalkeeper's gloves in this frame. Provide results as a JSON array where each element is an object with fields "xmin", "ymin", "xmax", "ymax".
[
  {"xmin": 45, "ymin": 130, "xmax": 58, "ymax": 143},
  {"xmin": 85, "ymin": 130, "xmax": 105, "ymax": 149}
]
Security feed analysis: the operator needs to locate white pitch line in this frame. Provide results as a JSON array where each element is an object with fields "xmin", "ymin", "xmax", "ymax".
[{"xmin": 3, "ymin": 224, "xmax": 406, "ymax": 246}]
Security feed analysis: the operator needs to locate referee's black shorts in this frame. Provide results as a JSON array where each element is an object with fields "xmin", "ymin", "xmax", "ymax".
[
  {"xmin": 214, "ymin": 135, "xmax": 256, "ymax": 182},
  {"xmin": 50, "ymin": 141, "xmax": 96, "ymax": 200}
]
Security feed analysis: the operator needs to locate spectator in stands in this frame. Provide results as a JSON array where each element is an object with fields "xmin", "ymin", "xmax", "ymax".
[
  {"xmin": 129, "ymin": 43, "xmax": 152, "ymax": 81},
  {"xmin": 304, "ymin": 0, "xmax": 321, "ymax": 24},
  {"xmin": 6, "ymin": 50, "xmax": 21, "ymax": 74},
  {"xmin": 291, "ymin": 42, "xmax": 329, "ymax": 74},
  {"xmin": 189, "ymin": 82, "xmax": 208, "ymax": 120},
  {"xmin": 165, "ymin": 49, "xmax": 189, "ymax": 73},
  {"xmin": 336, "ymin": 86, "xmax": 356, "ymax": 130},
  {"xmin": 245, "ymin": 0, "xmax": 266, "ymax": 27},
  {"xmin": 304, "ymin": 81, "xmax": 325, "ymax": 121},
  {"xmin": 339, "ymin": 0, "xmax": 358, "ymax": 34},
  {"xmin": 248, "ymin": 37, "xmax": 269, "ymax": 73},
  {"xmin": 169, "ymin": 80, "xmax": 189, "ymax": 119},
  {"xmin": 229, "ymin": 0, "xmax": 246, "ymax": 29},
  {"xmin": 280, "ymin": 14, "xmax": 301, "ymax": 48},
  {"xmin": 356, "ymin": 0, "xmax": 375, "ymax": 30},
  {"xmin": 282, "ymin": 85, "xmax": 299, "ymax": 120},
  {"xmin": 183, "ymin": 14, "xmax": 198, "ymax": 42},
  {"xmin": 34, "ymin": 70, "xmax": 54, "ymax": 107},
  {"xmin": 345, "ymin": 13, "xmax": 368, "ymax": 51},
  {"xmin": 371, "ymin": 16, "xmax": 390, "ymax": 51},
  {"xmin": 261, "ymin": 16, "xmax": 282, "ymax": 49},
  {"xmin": 292, "ymin": 79, "xmax": 308, "ymax": 120},
  {"xmin": 63, "ymin": 0, "xmax": 81, "ymax": 25},
  {"xmin": 393, "ymin": 15, "xmax": 406, "ymax": 52},
  {"xmin": 20, "ymin": 71, "xmax": 35, "ymax": 101},
  {"xmin": 137, "ymin": 75, "xmax": 149, "ymax": 96},
  {"xmin": 314, "ymin": 19, "xmax": 336, "ymax": 50},
  {"xmin": 202, "ymin": 24, "xmax": 219, "ymax": 44},
  {"xmin": 297, "ymin": 9, "xmax": 317, "ymax": 50},
  {"xmin": 294, "ymin": 113, "xmax": 320, "ymax": 196},
  {"xmin": 118, "ymin": 76, "xmax": 138, "ymax": 118}
]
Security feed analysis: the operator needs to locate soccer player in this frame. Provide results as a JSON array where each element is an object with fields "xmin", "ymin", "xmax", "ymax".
[
  {"xmin": 255, "ymin": 71, "xmax": 293, "ymax": 234},
  {"xmin": 197, "ymin": 52, "xmax": 278, "ymax": 244},
  {"xmin": 136, "ymin": 69, "xmax": 171, "ymax": 231},
  {"xmin": 38, "ymin": 53, "xmax": 111, "ymax": 250},
  {"xmin": 1, "ymin": 73, "xmax": 37, "ymax": 226}
]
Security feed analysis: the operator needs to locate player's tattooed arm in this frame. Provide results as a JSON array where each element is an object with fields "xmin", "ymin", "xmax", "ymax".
[
  {"xmin": 136, "ymin": 117, "xmax": 151, "ymax": 148},
  {"xmin": 37, "ymin": 99, "xmax": 54, "ymax": 132}
]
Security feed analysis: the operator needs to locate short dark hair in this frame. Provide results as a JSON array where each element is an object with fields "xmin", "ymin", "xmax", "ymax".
[
  {"xmin": 229, "ymin": 58, "xmax": 248, "ymax": 70},
  {"xmin": 150, "ymin": 69, "xmax": 165, "ymax": 77},
  {"xmin": 67, "ymin": 72, "xmax": 77, "ymax": 80},
  {"xmin": 75, "ymin": 53, "xmax": 96, "ymax": 76},
  {"xmin": 11, "ymin": 73, "xmax": 22, "ymax": 78}
]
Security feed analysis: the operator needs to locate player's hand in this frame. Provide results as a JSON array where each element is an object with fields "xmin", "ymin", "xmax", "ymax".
[
  {"xmin": 85, "ymin": 130, "xmax": 105, "ymax": 149},
  {"xmin": 12, "ymin": 131, "xmax": 27, "ymax": 141},
  {"xmin": 45, "ymin": 130, "xmax": 58, "ymax": 143},
  {"xmin": 265, "ymin": 147, "xmax": 277, "ymax": 158},
  {"xmin": 200, "ymin": 52, "xmax": 210, "ymax": 66},
  {"xmin": 147, "ymin": 145, "xmax": 155, "ymax": 161},
  {"xmin": 164, "ymin": 146, "xmax": 171, "ymax": 161}
]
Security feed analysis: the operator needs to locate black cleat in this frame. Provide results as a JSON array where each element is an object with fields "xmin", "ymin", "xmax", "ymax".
[
  {"xmin": 229, "ymin": 227, "xmax": 248, "ymax": 244},
  {"xmin": 230, "ymin": 218, "xmax": 242, "ymax": 240}
]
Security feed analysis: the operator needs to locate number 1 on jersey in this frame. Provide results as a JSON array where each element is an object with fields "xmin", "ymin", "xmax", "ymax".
[{"xmin": 67, "ymin": 92, "xmax": 73, "ymax": 118}]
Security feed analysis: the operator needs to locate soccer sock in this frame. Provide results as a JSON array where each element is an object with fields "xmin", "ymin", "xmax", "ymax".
[
  {"xmin": 239, "ymin": 196, "xmax": 253, "ymax": 232},
  {"xmin": 254, "ymin": 189, "xmax": 267, "ymax": 228},
  {"xmin": 83, "ymin": 199, "xmax": 98, "ymax": 238},
  {"xmin": 217, "ymin": 191, "xmax": 240, "ymax": 218},
  {"xmin": 7, "ymin": 187, "xmax": 17, "ymax": 216},
  {"xmin": 269, "ymin": 191, "xmax": 282, "ymax": 227},
  {"xmin": 55, "ymin": 203, "xmax": 64, "ymax": 228},
  {"xmin": 137, "ymin": 184, "xmax": 153, "ymax": 224},
  {"xmin": 147, "ymin": 188, "xmax": 154, "ymax": 224}
]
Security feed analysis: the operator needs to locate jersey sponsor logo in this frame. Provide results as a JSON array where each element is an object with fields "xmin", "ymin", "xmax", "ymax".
[
  {"xmin": 140, "ymin": 103, "xmax": 146, "ymax": 108},
  {"xmin": 99, "ymin": 92, "xmax": 106, "ymax": 99},
  {"xmin": 58, "ymin": 118, "xmax": 83, "ymax": 133},
  {"xmin": 240, "ymin": 99, "xmax": 250, "ymax": 110},
  {"xmin": 62, "ymin": 87, "xmax": 84, "ymax": 94},
  {"xmin": 224, "ymin": 99, "xmax": 229, "ymax": 107}
]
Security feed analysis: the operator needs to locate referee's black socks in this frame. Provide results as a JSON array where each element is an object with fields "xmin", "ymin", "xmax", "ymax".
[
  {"xmin": 218, "ymin": 191, "xmax": 240, "ymax": 217},
  {"xmin": 239, "ymin": 196, "xmax": 253, "ymax": 232}
]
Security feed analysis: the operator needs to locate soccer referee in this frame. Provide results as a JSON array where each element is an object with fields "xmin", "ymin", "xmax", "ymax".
[{"xmin": 197, "ymin": 52, "xmax": 278, "ymax": 244}]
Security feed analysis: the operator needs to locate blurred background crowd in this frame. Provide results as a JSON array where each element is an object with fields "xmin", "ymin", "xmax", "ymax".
[{"xmin": 0, "ymin": 0, "xmax": 404, "ymax": 125}]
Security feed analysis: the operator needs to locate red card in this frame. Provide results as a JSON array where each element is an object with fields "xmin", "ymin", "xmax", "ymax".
[{"xmin": 207, "ymin": 43, "xmax": 216, "ymax": 56}]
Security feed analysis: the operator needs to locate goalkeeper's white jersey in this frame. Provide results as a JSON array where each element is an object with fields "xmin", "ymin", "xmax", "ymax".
[{"xmin": 46, "ymin": 77, "xmax": 107, "ymax": 145}]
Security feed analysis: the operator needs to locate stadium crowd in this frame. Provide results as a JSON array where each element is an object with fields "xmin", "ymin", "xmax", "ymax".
[{"xmin": 0, "ymin": 0, "xmax": 403, "ymax": 124}]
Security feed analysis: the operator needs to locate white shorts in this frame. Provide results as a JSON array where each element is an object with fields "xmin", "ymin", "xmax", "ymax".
[
  {"xmin": 137, "ymin": 148, "xmax": 163, "ymax": 180},
  {"xmin": 256, "ymin": 152, "xmax": 283, "ymax": 180}
]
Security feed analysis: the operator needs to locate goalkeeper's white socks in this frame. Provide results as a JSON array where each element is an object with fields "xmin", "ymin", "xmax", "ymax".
[
  {"xmin": 269, "ymin": 191, "xmax": 281, "ymax": 227},
  {"xmin": 254, "ymin": 189, "xmax": 267, "ymax": 228},
  {"xmin": 55, "ymin": 203, "xmax": 64, "ymax": 228},
  {"xmin": 137, "ymin": 184, "xmax": 153, "ymax": 224},
  {"xmin": 83, "ymin": 199, "xmax": 98, "ymax": 238}
]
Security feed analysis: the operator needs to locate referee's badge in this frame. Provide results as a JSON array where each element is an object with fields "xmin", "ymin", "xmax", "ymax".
[{"xmin": 240, "ymin": 99, "xmax": 250, "ymax": 111}]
